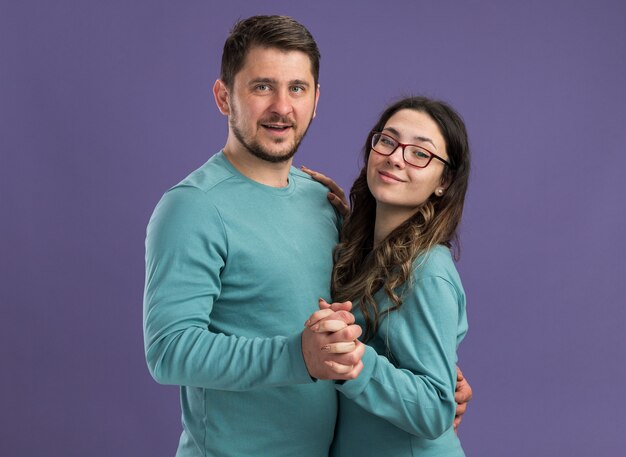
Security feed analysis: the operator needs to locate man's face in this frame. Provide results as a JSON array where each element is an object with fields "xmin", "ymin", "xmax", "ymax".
[{"xmin": 225, "ymin": 46, "xmax": 319, "ymax": 163}]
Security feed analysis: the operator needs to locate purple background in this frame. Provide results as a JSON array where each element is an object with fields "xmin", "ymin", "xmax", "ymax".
[{"xmin": 2, "ymin": 1, "xmax": 625, "ymax": 455}]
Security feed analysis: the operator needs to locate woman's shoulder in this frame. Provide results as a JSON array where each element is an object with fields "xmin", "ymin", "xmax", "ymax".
[
  {"xmin": 402, "ymin": 246, "xmax": 466, "ymax": 318},
  {"xmin": 412, "ymin": 245, "xmax": 461, "ymax": 286}
]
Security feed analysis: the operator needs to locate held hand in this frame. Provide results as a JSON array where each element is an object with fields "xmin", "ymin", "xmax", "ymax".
[
  {"xmin": 323, "ymin": 340, "xmax": 365, "ymax": 376},
  {"xmin": 300, "ymin": 166, "xmax": 350, "ymax": 217},
  {"xmin": 304, "ymin": 305, "xmax": 354, "ymax": 330},
  {"xmin": 317, "ymin": 298, "xmax": 352, "ymax": 312},
  {"xmin": 304, "ymin": 300, "xmax": 354, "ymax": 336},
  {"xmin": 303, "ymin": 300, "xmax": 362, "ymax": 377},
  {"xmin": 301, "ymin": 310, "xmax": 364, "ymax": 380},
  {"xmin": 454, "ymin": 366, "xmax": 473, "ymax": 433}
]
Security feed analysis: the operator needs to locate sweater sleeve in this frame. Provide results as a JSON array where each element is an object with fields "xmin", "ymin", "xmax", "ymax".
[
  {"xmin": 143, "ymin": 186, "xmax": 312, "ymax": 390},
  {"xmin": 335, "ymin": 275, "xmax": 461, "ymax": 439}
]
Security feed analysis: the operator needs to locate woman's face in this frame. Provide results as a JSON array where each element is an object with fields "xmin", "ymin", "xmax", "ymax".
[{"xmin": 367, "ymin": 109, "xmax": 449, "ymax": 216}]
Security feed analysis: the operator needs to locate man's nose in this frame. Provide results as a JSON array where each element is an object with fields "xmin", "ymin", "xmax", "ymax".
[{"xmin": 270, "ymin": 89, "xmax": 293, "ymax": 116}]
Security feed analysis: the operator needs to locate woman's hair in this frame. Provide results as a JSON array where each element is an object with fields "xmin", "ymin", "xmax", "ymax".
[{"xmin": 331, "ymin": 96, "xmax": 471, "ymax": 340}]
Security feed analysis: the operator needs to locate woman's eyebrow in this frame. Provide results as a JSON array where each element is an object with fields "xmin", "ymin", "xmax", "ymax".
[{"xmin": 383, "ymin": 127, "xmax": 437, "ymax": 150}]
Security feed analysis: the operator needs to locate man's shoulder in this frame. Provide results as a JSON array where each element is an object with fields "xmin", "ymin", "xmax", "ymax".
[
  {"xmin": 148, "ymin": 151, "xmax": 235, "ymax": 223},
  {"xmin": 171, "ymin": 151, "xmax": 236, "ymax": 194},
  {"xmin": 289, "ymin": 166, "xmax": 329, "ymax": 196}
]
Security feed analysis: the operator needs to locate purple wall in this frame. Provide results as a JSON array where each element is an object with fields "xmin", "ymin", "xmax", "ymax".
[{"xmin": 2, "ymin": 1, "xmax": 625, "ymax": 455}]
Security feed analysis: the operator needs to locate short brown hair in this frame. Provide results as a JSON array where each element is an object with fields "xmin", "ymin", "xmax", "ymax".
[{"xmin": 220, "ymin": 15, "xmax": 321, "ymax": 87}]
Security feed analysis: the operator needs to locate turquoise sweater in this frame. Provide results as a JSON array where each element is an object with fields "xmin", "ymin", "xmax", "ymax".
[
  {"xmin": 143, "ymin": 152, "xmax": 341, "ymax": 456},
  {"xmin": 331, "ymin": 246, "xmax": 468, "ymax": 456}
]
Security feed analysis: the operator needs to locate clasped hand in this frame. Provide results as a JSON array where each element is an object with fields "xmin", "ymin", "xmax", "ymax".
[{"xmin": 301, "ymin": 299, "xmax": 364, "ymax": 380}]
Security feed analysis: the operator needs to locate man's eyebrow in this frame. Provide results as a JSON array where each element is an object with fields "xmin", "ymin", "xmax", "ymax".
[
  {"xmin": 248, "ymin": 78, "xmax": 311, "ymax": 87},
  {"xmin": 249, "ymin": 78, "xmax": 277, "ymax": 85},
  {"xmin": 290, "ymin": 79, "xmax": 311, "ymax": 87},
  {"xmin": 382, "ymin": 126, "xmax": 437, "ymax": 150}
]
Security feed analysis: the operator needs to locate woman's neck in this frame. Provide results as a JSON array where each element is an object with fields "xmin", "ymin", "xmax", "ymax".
[{"xmin": 373, "ymin": 203, "xmax": 418, "ymax": 247}]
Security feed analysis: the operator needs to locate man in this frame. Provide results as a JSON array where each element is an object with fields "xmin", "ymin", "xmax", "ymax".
[{"xmin": 143, "ymin": 15, "xmax": 470, "ymax": 457}]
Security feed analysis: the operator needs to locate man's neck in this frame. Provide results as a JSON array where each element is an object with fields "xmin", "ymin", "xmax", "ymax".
[{"xmin": 222, "ymin": 145, "xmax": 292, "ymax": 188}]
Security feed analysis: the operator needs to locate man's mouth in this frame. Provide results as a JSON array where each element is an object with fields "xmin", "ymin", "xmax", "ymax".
[{"xmin": 261, "ymin": 123, "xmax": 293, "ymax": 132}]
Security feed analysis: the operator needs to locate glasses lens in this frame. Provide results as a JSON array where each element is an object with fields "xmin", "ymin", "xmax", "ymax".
[
  {"xmin": 404, "ymin": 145, "xmax": 432, "ymax": 167},
  {"xmin": 372, "ymin": 133, "xmax": 397, "ymax": 155}
]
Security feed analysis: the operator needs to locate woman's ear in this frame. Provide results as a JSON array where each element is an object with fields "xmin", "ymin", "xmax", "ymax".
[{"xmin": 435, "ymin": 171, "xmax": 452, "ymax": 197}]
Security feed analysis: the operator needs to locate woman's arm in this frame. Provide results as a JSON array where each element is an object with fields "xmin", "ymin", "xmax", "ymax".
[
  {"xmin": 334, "ymin": 275, "xmax": 465, "ymax": 439},
  {"xmin": 320, "ymin": 299, "xmax": 473, "ymax": 431}
]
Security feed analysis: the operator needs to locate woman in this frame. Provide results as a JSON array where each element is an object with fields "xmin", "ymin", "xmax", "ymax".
[{"xmin": 306, "ymin": 96, "xmax": 470, "ymax": 456}]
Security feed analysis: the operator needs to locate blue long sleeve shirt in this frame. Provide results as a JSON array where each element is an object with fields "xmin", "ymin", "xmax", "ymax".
[
  {"xmin": 143, "ymin": 151, "xmax": 341, "ymax": 456},
  {"xmin": 331, "ymin": 246, "xmax": 468, "ymax": 456}
]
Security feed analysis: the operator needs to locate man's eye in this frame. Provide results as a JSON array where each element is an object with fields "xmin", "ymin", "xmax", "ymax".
[
  {"xmin": 255, "ymin": 84, "xmax": 270, "ymax": 91},
  {"xmin": 291, "ymin": 86, "xmax": 304, "ymax": 93}
]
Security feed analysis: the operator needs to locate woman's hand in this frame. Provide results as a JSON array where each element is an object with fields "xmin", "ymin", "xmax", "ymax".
[{"xmin": 300, "ymin": 166, "xmax": 350, "ymax": 217}]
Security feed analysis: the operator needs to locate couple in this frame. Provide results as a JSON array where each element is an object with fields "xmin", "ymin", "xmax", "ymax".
[{"xmin": 144, "ymin": 15, "xmax": 471, "ymax": 456}]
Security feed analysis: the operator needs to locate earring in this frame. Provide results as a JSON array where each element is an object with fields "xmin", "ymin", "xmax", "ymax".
[{"xmin": 435, "ymin": 189, "xmax": 444, "ymax": 196}]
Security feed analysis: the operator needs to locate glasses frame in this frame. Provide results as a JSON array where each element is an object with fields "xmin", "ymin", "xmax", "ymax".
[{"xmin": 370, "ymin": 131, "xmax": 453, "ymax": 169}]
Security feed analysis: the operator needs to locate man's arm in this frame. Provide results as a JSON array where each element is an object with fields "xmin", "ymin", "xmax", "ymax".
[{"xmin": 143, "ymin": 186, "xmax": 362, "ymax": 390}]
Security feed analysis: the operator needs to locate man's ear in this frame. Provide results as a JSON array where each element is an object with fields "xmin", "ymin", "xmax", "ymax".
[
  {"xmin": 312, "ymin": 83, "xmax": 320, "ymax": 119},
  {"xmin": 213, "ymin": 79, "xmax": 230, "ymax": 115}
]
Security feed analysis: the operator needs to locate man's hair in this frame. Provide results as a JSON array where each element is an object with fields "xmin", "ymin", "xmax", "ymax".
[{"xmin": 220, "ymin": 15, "xmax": 321, "ymax": 87}]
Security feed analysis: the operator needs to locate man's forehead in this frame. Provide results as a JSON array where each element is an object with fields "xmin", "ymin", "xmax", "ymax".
[{"xmin": 236, "ymin": 46, "xmax": 315, "ymax": 82}]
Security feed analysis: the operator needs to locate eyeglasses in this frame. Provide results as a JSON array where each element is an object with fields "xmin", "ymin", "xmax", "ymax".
[{"xmin": 370, "ymin": 132, "xmax": 453, "ymax": 169}]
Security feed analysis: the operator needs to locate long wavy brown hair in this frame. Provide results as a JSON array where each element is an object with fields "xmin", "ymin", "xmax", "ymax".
[{"xmin": 331, "ymin": 96, "xmax": 471, "ymax": 340}]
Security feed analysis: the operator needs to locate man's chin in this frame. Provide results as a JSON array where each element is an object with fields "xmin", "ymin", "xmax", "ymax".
[
  {"xmin": 251, "ymin": 149, "xmax": 297, "ymax": 163},
  {"xmin": 246, "ymin": 142, "xmax": 299, "ymax": 163},
  {"xmin": 231, "ymin": 125, "xmax": 303, "ymax": 164}
]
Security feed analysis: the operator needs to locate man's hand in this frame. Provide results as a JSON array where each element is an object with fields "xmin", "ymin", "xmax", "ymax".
[
  {"xmin": 300, "ymin": 166, "xmax": 350, "ymax": 217},
  {"xmin": 301, "ymin": 304, "xmax": 364, "ymax": 380},
  {"xmin": 454, "ymin": 366, "xmax": 473, "ymax": 433}
]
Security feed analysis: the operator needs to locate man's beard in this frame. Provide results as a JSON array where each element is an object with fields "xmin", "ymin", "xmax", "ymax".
[{"xmin": 230, "ymin": 110, "xmax": 313, "ymax": 164}]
